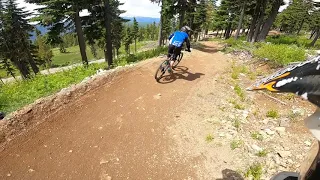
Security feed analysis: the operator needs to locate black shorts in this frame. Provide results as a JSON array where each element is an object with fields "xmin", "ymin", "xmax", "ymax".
[{"xmin": 168, "ymin": 44, "xmax": 182, "ymax": 60}]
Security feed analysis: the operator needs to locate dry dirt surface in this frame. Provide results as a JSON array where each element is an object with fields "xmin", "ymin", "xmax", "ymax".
[{"xmin": 0, "ymin": 41, "xmax": 316, "ymax": 180}]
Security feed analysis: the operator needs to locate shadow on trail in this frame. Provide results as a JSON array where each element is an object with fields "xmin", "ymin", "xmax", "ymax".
[
  {"xmin": 216, "ymin": 169, "xmax": 244, "ymax": 180},
  {"xmin": 157, "ymin": 66, "xmax": 205, "ymax": 84},
  {"xmin": 193, "ymin": 43, "xmax": 220, "ymax": 54}
]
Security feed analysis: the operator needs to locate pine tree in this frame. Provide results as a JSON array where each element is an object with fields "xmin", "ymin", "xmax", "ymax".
[
  {"xmin": 1, "ymin": 0, "xmax": 40, "ymax": 78},
  {"xmin": 84, "ymin": 0, "xmax": 126, "ymax": 66},
  {"xmin": 132, "ymin": 18, "xmax": 139, "ymax": 53},
  {"xmin": 35, "ymin": 33, "xmax": 53, "ymax": 69},
  {"xmin": 124, "ymin": 26, "xmax": 133, "ymax": 54},
  {"xmin": 309, "ymin": 2, "xmax": 320, "ymax": 46},
  {"xmin": 27, "ymin": 0, "xmax": 90, "ymax": 66}
]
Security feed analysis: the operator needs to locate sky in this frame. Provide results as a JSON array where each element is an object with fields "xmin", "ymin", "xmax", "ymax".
[
  {"xmin": 15, "ymin": 0, "xmax": 319, "ymax": 18},
  {"xmin": 16, "ymin": 0, "xmax": 161, "ymax": 18}
]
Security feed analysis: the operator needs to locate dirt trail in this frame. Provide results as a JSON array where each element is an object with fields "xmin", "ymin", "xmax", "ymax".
[{"xmin": 0, "ymin": 42, "xmax": 230, "ymax": 179}]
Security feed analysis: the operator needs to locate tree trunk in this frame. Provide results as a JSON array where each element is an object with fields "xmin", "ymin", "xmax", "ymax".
[
  {"xmin": 216, "ymin": 30, "xmax": 219, "ymax": 37},
  {"xmin": 297, "ymin": 18, "xmax": 305, "ymax": 35},
  {"xmin": 178, "ymin": 0, "xmax": 186, "ymax": 29},
  {"xmin": 28, "ymin": 58, "xmax": 39, "ymax": 74},
  {"xmin": 104, "ymin": 0, "xmax": 113, "ymax": 67},
  {"xmin": 225, "ymin": 23, "xmax": 232, "ymax": 39},
  {"xmin": 310, "ymin": 29, "xmax": 316, "ymax": 39},
  {"xmin": 74, "ymin": 7, "xmax": 88, "ymax": 66},
  {"xmin": 116, "ymin": 48, "xmax": 119, "ymax": 58},
  {"xmin": 257, "ymin": 0, "xmax": 281, "ymax": 41},
  {"xmin": 252, "ymin": 0, "xmax": 268, "ymax": 42},
  {"xmin": 247, "ymin": 0, "xmax": 261, "ymax": 42},
  {"xmin": 13, "ymin": 59, "xmax": 29, "ymax": 79},
  {"xmin": 235, "ymin": 2, "xmax": 246, "ymax": 40},
  {"xmin": 310, "ymin": 28, "xmax": 320, "ymax": 47},
  {"xmin": 158, "ymin": 1, "xmax": 163, "ymax": 47},
  {"xmin": 134, "ymin": 39, "xmax": 137, "ymax": 53}
]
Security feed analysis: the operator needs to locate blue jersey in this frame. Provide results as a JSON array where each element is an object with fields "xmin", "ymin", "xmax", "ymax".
[{"xmin": 169, "ymin": 31, "xmax": 189, "ymax": 48}]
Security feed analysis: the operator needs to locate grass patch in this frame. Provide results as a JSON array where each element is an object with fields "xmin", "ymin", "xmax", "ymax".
[
  {"xmin": 234, "ymin": 103, "xmax": 245, "ymax": 110},
  {"xmin": 231, "ymin": 70, "xmax": 239, "ymax": 79},
  {"xmin": 229, "ymin": 99, "xmax": 245, "ymax": 110},
  {"xmin": 244, "ymin": 163, "xmax": 263, "ymax": 180},
  {"xmin": 51, "ymin": 45, "xmax": 104, "ymax": 67},
  {"xmin": 206, "ymin": 134, "xmax": 214, "ymax": 142},
  {"xmin": 234, "ymin": 84, "xmax": 246, "ymax": 101},
  {"xmin": 0, "ymin": 41, "xmax": 155, "ymax": 78},
  {"xmin": 266, "ymin": 109, "xmax": 279, "ymax": 118},
  {"xmin": 0, "ymin": 46, "xmax": 167, "ymax": 114},
  {"xmin": 0, "ymin": 64, "xmax": 103, "ymax": 113},
  {"xmin": 224, "ymin": 38, "xmax": 256, "ymax": 53},
  {"xmin": 230, "ymin": 140, "xmax": 243, "ymax": 150},
  {"xmin": 233, "ymin": 119, "xmax": 241, "ymax": 131},
  {"xmin": 288, "ymin": 110, "xmax": 302, "ymax": 122},
  {"xmin": 283, "ymin": 93, "xmax": 295, "ymax": 101},
  {"xmin": 266, "ymin": 35, "xmax": 320, "ymax": 49},
  {"xmin": 251, "ymin": 131, "xmax": 263, "ymax": 141},
  {"xmin": 253, "ymin": 44, "xmax": 306, "ymax": 67},
  {"xmin": 256, "ymin": 149, "xmax": 268, "ymax": 157}
]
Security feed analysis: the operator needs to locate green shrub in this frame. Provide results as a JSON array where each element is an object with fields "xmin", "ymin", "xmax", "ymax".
[
  {"xmin": 244, "ymin": 163, "xmax": 263, "ymax": 180},
  {"xmin": 266, "ymin": 109, "xmax": 279, "ymax": 118},
  {"xmin": 253, "ymin": 44, "xmax": 306, "ymax": 67}
]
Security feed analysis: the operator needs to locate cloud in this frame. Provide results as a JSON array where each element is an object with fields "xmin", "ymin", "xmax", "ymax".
[
  {"xmin": 119, "ymin": 0, "xmax": 160, "ymax": 18},
  {"xmin": 15, "ymin": 0, "xmax": 160, "ymax": 18}
]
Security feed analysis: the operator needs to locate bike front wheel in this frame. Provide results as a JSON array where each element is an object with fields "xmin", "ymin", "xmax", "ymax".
[{"xmin": 155, "ymin": 60, "xmax": 169, "ymax": 82}]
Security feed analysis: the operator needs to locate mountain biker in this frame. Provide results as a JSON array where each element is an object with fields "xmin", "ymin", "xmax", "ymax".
[{"xmin": 167, "ymin": 25, "xmax": 192, "ymax": 73}]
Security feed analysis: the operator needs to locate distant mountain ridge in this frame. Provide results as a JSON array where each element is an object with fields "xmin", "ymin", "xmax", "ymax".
[{"xmin": 122, "ymin": 16, "xmax": 160, "ymax": 24}]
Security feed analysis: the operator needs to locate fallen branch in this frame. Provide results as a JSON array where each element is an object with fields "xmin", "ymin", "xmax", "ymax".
[{"xmin": 259, "ymin": 91, "xmax": 287, "ymax": 105}]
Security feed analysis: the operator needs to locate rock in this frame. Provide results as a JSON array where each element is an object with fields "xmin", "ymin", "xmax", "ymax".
[
  {"xmin": 287, "ymin": 159, "xmax": 294, "ymax": 164},
  {"xmin": 228, "ymin": 114, "xmax": 235, "ymax": 119},
  {"xmin": 242, "ymin": 110, "xmax": 249, "ymax": 119},
  {"xmin": 272, "ymin": 155, "xmax": 281, "ymax": 164},
  {"xmin": 278, "ymin": 151, "xmax": 291, "ymax": 158},
  {"xmin": 153, "ymin": 93, "xmax": 162, "ymax": 100},
  {"xmin": 292, "ymin": 108, "xmax": 305, "ymax": 116},
  {"xmin": 81, "ymin": 77, "xmax": 91, "ymax": 84},
  {"xmin": 100, "ymin": 159, "xmax": 109, "ymax": 165},
  {"xmin": 225, "ymin": 134, "xmax": 233, "ymax": 139},
  {"xmin": 0, "ymin": 112, "xmax": 5, "ymax": 120},
  {"xmin": 275, "ymin": 127, "xmax": 286, "ymax": 134},
  {"xmin": 304, "ymin": 140, "xmax": 312, "ymax": 147},
  {"xmin": 279, "ymin": 118, "xmax": 290, "ymax": 127},
  {"xmin": 28, "ymin": 169, "xmax": 35, "ymax": 173},
  {"xmin": 219, "ymin": 133, "xmax": 225, "ymax": 137},
  {"xmin": 251, "ymin": 144, "xmax": 262, "ymax": 152},
  {"xmin": 264, "ymin": 128, "xmax": 275, "ymax": 135}
]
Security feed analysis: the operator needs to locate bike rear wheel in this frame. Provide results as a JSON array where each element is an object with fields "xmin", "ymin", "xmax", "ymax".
[{"xmin": 155, "ymin": 60, "xmax": 169, "ymax": 81}]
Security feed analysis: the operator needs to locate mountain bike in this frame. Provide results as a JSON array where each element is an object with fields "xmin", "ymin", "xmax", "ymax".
[{"xmin": 154, "ymin": 52, "xmax": 184, "ymax": 82}]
